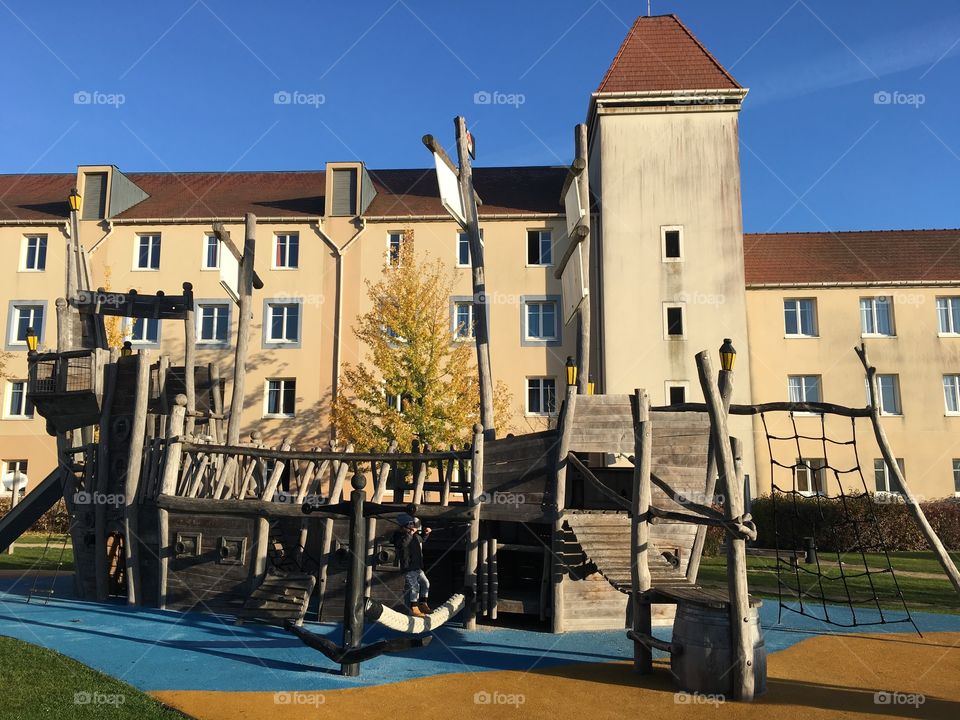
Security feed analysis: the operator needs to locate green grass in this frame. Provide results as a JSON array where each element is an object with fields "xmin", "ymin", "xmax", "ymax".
[
  {"xmin": 0, "ymin": 637, "xmax": 188, "ymax": 719},
  {"xmin": 18, "ymin": 532, "xmax": 69, "ymax": 545},
  {"xmin": 0, "ymin": 543, "xmax": 74, "ymax": 572},
  {"xmin": 699, "ymin": 551, "xmax": 960, "ymax": 614}
]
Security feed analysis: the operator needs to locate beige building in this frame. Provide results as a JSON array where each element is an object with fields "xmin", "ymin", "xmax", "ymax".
[{"xmin": 2, "ymin": 15, "xmax": 958, "ymax": 502}]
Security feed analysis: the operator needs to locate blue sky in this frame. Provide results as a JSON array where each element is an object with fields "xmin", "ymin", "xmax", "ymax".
[{"xmin": 1, "ymin": 0, "xmax": 958, "ymax": 233}]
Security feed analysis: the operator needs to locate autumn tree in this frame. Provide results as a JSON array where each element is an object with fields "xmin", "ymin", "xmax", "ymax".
[
  {"xmin": 101, "ymin": 266, "xmax": 125, "ymax": 350},
  {"xmin": 333, "ymin": 249, "xmax": 511, "ymax": 451}
]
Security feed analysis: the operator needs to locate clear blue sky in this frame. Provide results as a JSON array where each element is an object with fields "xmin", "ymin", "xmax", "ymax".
[{"xmin": 1, "ymin": 0, "xmax": 958, "ymax": 233}]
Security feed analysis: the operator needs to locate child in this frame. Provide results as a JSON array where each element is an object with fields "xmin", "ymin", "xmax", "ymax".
[{"xmin": 393, "ymin": 516, "xmax": 432, "ymax": 616}]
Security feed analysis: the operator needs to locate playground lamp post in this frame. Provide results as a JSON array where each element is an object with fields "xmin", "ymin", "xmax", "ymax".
[
  {"xmin": 587, "ymin": 373, "xmax": 595, "ymax": 396},
  {"xmin": 25, "ymin": 327, "xmax": 39, "ymax": 355},
  {"xmin": 565, "ymin": 356, "xmax": 578, "ymax": 388},
  {"xmin": 719, "ymin": 338, "xmax": 736, "ymax": 372},
  {"xmin": 121, "ymin": 340, "xmax": 133, "ymax": 358}
]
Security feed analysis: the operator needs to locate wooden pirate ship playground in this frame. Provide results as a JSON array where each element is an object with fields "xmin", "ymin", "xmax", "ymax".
[{"xmin": 2, "ymin": 121, "xmax": 959, "ymax": 701}]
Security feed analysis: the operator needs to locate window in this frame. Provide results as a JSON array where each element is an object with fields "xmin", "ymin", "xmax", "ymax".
[
  {"xmin": 795, "ymin": 458, "xmax": 826, "ymax": 496},
  {"xmin": 197, "ymin": 303, "xmax": 230, "ymax": 344},
  {"xmin": 8, "ymin": 304, "xmax": 44, "ymax": 348},
  {"xmin": 265, "ymin": 379, "xmax": 296, "ymax": 417},
  {"xmin": 667, "ymin": 384, "xmax": 687, "ymax": 405},
  {"xmin": 202, "ymin": 234, "xmax": 220, "ymax": 270},
  {"xmin": 937, "ymin": 297, "xmax": 960, "ymax": 335},
  {"xmin": 524, "ymin": 300, "xmax": 558, "ymax": 341},
  {"xmin": 135, "ymin": 234, "xmax": 161, "ymax": 270},
  {"xmin": 784, "ymin": 299, "xmax": 817, "ymax": 337},
  {"xmin": 5, "ymin": 381, "xmax": 33, "ymax": 418},
  {"xmin": 868, "ymin": 374, "xmax": 902, "ymax": 415},
  {"xmin": 387, "ymin": 232, "xmax": 403, "ymax": 267},
  {"xmin": 788, "ymin": 375, "xmax": 822, "ymax": 403},
  {"xmin": 453, "ymin": 301, "xmax": 475, "ymax": 340},
  {"xmin": 664, "ymin": 304, "xmax": 685, "ymax": 338},
  {"xmin": 527, "ymin": 378, "xmax": 557, "ymax": 415},
  {"xmin": 860, "ymin": 297, "xmax": 894, "ymax": 336},
  {"xmin": 527, "ymin": 230, "xmax": 552, "ymax": 265},
  {"xmin": 385, "ymin": 392, "xmax": 403, "ymax": 412},
  {"xmin": 266, "ymin": 302, "xmax": 301, "ymax": 344},
  {"xmin": 274, "ymin": 233, "xmax": 299, "ymax": 269},
  {"xmin": 944, "ymin": 375, "xmax": 960, "ymax": 415},
  {"xmin": 953, "ymin": 459, "xmax": 960, "ymax": 495},
  {"xmin": 22, "ymin": 235, "xmax": 47, "ymax": 271},
  {"xmin": 661, "ymin": 225, "xmax": 683, "ymax": 261},
  {"xmin": 128, "ymin": 317, "xmax": 159, "ymax": 345},
  {"xmin": 456, "ymin": 233, "xmax": 471, "ymax": 267},
  {"xmin": 874, "ymin": 458, "xmax": 904, "ymax": 494}
]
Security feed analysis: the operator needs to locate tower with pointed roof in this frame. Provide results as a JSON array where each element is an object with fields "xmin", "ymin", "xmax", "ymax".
[{"xmin": 589, "ymin": 14, "xmax": 756, "ymax": 479}]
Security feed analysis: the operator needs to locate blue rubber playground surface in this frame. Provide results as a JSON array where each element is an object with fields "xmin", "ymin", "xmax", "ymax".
[{"xmin": 2, "ymin": 574, "xmax": 960, "ymax": 693}]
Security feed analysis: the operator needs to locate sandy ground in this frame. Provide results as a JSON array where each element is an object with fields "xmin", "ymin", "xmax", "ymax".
[{"xmin": 152, "ymin": 630, "xmax": 960, "ymax": 720}]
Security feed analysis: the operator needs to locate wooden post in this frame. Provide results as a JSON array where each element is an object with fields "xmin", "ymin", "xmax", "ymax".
[
  {"xmin": 94, "ymin": 349, "xmax": 118, "ymax": 600},
  {"xmin": 341, "ymin": 472, "xmax": 368, "ymax": 677},
  {"xmin": 251, "ymin": 438, "xmax": 291, "ymax": 587},
  {"xmin": 454, "ymin": 116, "xmax": 495, "ymax": 440},
  {"xmin": 857, "ymin": 343, "xmax": 960, "ymax": 596},
  {"xmin": 687, "ymin": 369, "xmax": 733, "ymax": 582},
  {"xmin": 696, "ymin": 351, "xmax": 754, "ymax": 701},
  {"xmin": 317, "ymin": 443, "xmax": 353, "ymax": 613},
  {"xmin": 181, "ymin": 282, "xmax": 197, "ymax": 436},
  {"xmin": 123, "ymin": 350, "xmax": 151, "ymax": 605},
  {"xmin": 551, "ymin": 386, "xmax": 577, "ymax": 633},
  {"xmin": 365, "ymin": 441, "xmax": 397, "ymax": 593},
  {"xmin": 227, "ymin": 214, "xmax": 256, "ymax": 446},
  {"xmin": 157, "ymin": 394, "xmax": 188, "ymax": 611},
  {"xmin": 412, "ymin": 443, "xmax": 429, "ymax": 504},
  {"xmin": 488, "ymin": 537, "xmax": 498, "ymax": 620},
  {"xmin": 463, "ymin": 423, "xmax": 484, "ymax": 629},
  {"xmin": 208, "ymin": 363, "xmax": 224, "ymax": 443},
  {"xmin": 441, "ymin": 447, "xmax": 454, "ymax": 506},
  {"xmin": 6, "ymin": 480, "xmax": 19, "ymax": 555},
  {"xmin": 55, "ymin": 298, "xmax": 69, "ymax": 352},
  {"xmin": 574, "ymin": 123, "xmax": 591, "ymax": 395},
  {"xmin": 631, "ymin": 389, "xmax": 653, "ymax": 672}
]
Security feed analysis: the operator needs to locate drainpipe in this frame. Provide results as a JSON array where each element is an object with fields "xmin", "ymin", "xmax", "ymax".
[{"xmin": 312, "ymin": 218, "xmax": 367, "ymax": 438}]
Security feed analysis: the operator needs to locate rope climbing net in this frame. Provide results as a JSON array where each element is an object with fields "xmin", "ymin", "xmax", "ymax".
[{"xmin": 761, "ymin": 411, "xmax": 919, "ymax": 633}]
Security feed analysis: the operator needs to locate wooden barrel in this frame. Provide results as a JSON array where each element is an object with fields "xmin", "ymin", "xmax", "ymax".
[{"xmin": 670, "ymin": 601, "xmax": 767, "ymax": 696}]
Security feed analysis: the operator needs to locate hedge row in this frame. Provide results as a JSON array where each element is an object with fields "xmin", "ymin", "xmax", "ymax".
[
  {"xmin": 747, "ymin": 493, "xmax": 960, "ymax": 552},
  {"xmin": 0, "ymin": 497, "xmax": 71, "ymax": 535}
]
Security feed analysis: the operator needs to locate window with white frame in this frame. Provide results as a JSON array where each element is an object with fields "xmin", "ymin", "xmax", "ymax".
[
  {"xmin": 274, "ymin": 233, "xmax": 299, "ymax": 269},
  {"xmin": 135, "ymin": 234, "xmax": 161, "ymax": 270},
  {"xmin": 21, "ymin": 235, "xmax": 47, "ymax": 271},
  {"xmin": 873, "ymin": 458, "xmax": 904, "ymax": 494},
  {"xmin": 456, "ymin": 232, "xmax": 471, "ymax": 267},
  {"xmin": 8, "ymin": 304, "xmax": 44, "ymax": 348},
  {"xmin": 860, "ymin": 297, "xmax": 894, "ymax": 336},
  {"xmin": 266, "ymin": 302, "xmax": 300, "ymax": 344},
  {"xmin": 867, "ymin": 374, "xmax": 902, "ymax": 415},
  {"xmin": 265, "ymin": 379, "xmax": 296, "ymax": 417},
  {"xmin": 664, "ymin": 304, "xmax": 685, "ymax": 338},
  {"xmin": 795, "ymin": 458, "xmax": 826, "ymax": 495},
  {"xmin": 526, "ymin": 230, "xmax": 552, "ymax": 265},
  {"xmin": 666, "ymin": 383, "xmax": 688, "ymax": 405},
  {"xmin": 944, "ymin": 375, "xmax": 960, "ymax": 415},
  {"xmin": 784, "ymin": 298, "xmax": 817, "ymax": 337},
  {"xmin": 953, "ymin": 459, "xmax": 960, "ymax": 495},
  {"xmin": 788, "ymin": 375, "xmax": 822, "ymax": 404},
  {"xmin": 524, "ymin": 300, "xmax": 558, "ymax": 341},
  {"xmin": 453, "ymin": 301, "xmax": 475, "ymax": 340},
  {"xmin": 5, "ymin": 380, "xmax": 33, "ymax": 418},
  {"xmin": 661, "ymin": 226, "xmax": 683, "ymax": 261},
  {"xmin": 386, "ymin": 232, "xmax": 403, "ymax": 267},
  {"xmin": 197, "ymin": 303, "xmax": 230, "ymax": 343},
  {"xmin": 2, "ymin": 459, "xmax": 27, "ymax": 484},
  {"xmin": 385, "ymin": 392, "xmax": 403, "ymax": 412},
  {"xmin": 526, "ymin": 377, "xmax": 557, "ymax": 415},
  {"xmin": 128, "ymin": 317, "xmax": 159, "ymax": 345},
  {"xmin": 202, "ymin": 234, "xmax": 220, "ymax": 270},
  {"xmin": 937, "ymin": 297, "xmax": 960, "ymax": 335}
]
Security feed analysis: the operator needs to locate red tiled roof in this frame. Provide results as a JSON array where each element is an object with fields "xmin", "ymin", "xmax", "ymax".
[
  {"xmin": 0, "ymin": 167, "xmax": 567, "ymax": 221},
  {"xmin": 597, "ymin": 14, "xmax": 740, "ymax": 94},
  {"xmin": 744, "ymin": 230, "xmax": 960, "ymax": 285}
]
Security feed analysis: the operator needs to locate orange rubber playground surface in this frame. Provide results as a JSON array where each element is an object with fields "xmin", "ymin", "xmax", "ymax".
[{"xmin": 2, "ymin": 576, "xmax": 958, "ymax": 719}]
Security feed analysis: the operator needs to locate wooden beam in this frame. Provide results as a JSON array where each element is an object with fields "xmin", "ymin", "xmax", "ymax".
[
  {"xmin": 226, "ymin": 213, "xmax": 257, "ymax": 447},
  {"xmin": 94, "ymin": 349, "xmax": 117, "ymax": 601},
  {"xmin": 157, "ymin": 395, "xmax": 188, "ymax": 610},
  {"xmin": 182, "ymin": 282, "xmax": 196, "ymax": 436},
  {"xmin": 651, "ymin": 401, "xmax": 872, "ymax": 418},
  {"xmin": 123, "ymin": 350, "xmax": 151, "ymax": 605},
  {"xmin": 631, "ymin": 389, "xmax": 653, "ymax": 673},
  {"xmin": 212, "ymin": 222, "xmax": 264, "ymax": 289},
  {"xmin": 463, "ymin": 424, "xmax": 484, "ymax": 629},
  {"xmin": 178, "ymin": 442, "xmax": 469, "ymax": 464}
]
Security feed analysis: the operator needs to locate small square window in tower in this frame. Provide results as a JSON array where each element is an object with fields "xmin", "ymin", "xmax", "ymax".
[
  {"xmin": 669, "ymin": 386, "xmax": 686, "ymax": 405},
  {"xmin": 663, "ymin": 229, "xmax": 682, "ymax": 259},
  {"xmin": 666, "ymin": 306, "xmax": 684, "ymax": 337}
]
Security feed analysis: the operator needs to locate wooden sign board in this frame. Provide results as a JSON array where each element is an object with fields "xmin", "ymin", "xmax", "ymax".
[
  {"xmin": 433, "ymin": 151, "xmax": 466, "ymax": 227},
  {"xmin": 564, "ymin": 174, "xmax": 585, "ymax": 237},
  {"xmin": 561, "ymin": 240, "xmax": 588, "ymax": 325},
  {"xmin": 219, "ymin": 242, "xmax": 240, "ymax": 305}
]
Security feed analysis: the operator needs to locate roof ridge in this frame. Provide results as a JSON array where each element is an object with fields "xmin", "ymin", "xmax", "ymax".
[
  {"xmin": 596, "ymin": 15, "xmax": 643, "ymax": 93},
  {"xmin": 746, "ymin": 228, "xmax": 960, "ymax": 237},
  {"xmin": 669, "ymin": 14, "xmax": 741, "ymax": 90}
]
